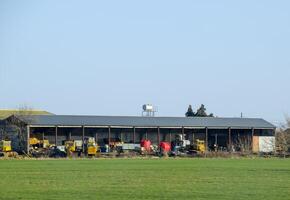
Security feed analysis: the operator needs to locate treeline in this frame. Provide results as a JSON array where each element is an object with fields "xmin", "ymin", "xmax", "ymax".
[{"xmin": 185, "ymin": 104, "xmax": 214, "ymax": 117}]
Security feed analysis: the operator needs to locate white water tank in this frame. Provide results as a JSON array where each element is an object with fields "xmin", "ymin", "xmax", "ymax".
[{"xmin": 142, "ymin": 104, "xmax": 154, "ymax": 112}]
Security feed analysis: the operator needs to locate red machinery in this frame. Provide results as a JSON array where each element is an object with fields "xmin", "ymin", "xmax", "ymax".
[
  {"xmin": 160, "ymin": 142, "xmax": 171, "ymax": 153},
  {"xmin": 140, "ymin": 139, "xmax": 151, "ymax": 152}
]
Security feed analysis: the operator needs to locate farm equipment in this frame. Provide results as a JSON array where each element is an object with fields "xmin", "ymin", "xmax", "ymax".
[
  {"xmin": 171, "ymin": 134, "xmax": 191, "ymax": 155},
  {"xmin": 114, "ymin": 143, "xmax": 140, "ymax": 157},
  {"xmin": 0, "ymin": 140, "xmax": 18, "ymax": 157},
  {"xmin": 171, "ymin": 134, "xmax": 206, "ymax": 156},
  {"xmin": 29, "ymin": 137, "xmax": 53, "ymax": 157},
  {"xmin": 196, "ymin": 139, "xmax": 205, "ymax": 153},
  {"xmin": 109, "ymin": 138, "xmax": 123, "ymax": 152},
  {"xmin": 189, "ymin": 139, "xmax": 205, "ymax": 154},
  {"xmin": 29, "ymin": 137, "xmax": 66, "ymax": 158},
  {"xmin": 84, "ymin": 137, "xmax": 99, "ymax": 156},
  {"xmin": 0, "ymin": 140, "xmax": 11, "ymax": 152},
  {"xmin": 139, "ymin": 140, "xmax": 159, "ymax": 155},
  {"xmin": 47, "ymin": 146, "xmax": 66, "ymax": 158},
  {"xmin": 65, "ymin": 140, "xmax": 76, "ymax": 153},
  {"xmin": 140, "ymin": 139, "xmax": 152, "ymax": 154},
  {"xmin": 159, "ymin": 142, "xmax": 171, "ymax": 156},
  {"xmin": 29, "ymin": 137, "xmax": 51, "ymax": 149},
  {"xmin": 65, "ymin": 140, "xmax": 83, "ymax": 157}
]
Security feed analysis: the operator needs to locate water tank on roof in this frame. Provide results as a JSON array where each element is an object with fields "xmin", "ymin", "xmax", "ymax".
[
  {"xmin": 142, "ymin": 104, "xmax": 154, "ymax": 112},
  {"xmin": 142, "ymin": 104, "xmax": 156, "ymax": 117}
]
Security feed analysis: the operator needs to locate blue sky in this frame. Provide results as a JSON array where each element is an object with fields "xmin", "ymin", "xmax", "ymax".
[{"xmin": 0, "ymin": 1, "xmax": 289, "ymax": 124}]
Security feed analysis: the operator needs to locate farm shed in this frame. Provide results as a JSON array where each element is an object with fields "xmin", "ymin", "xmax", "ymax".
[{"xmin": 2, "ymin": 115, "xmax": 275, "ymax": 154}]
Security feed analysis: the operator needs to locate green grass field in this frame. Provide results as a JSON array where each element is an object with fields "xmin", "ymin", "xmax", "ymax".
[{"xmin": 0, "ymin": 158, "xmax": 289, "ymax": 200}]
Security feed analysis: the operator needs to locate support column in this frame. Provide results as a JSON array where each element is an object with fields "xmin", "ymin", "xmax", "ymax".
[
  {"xmin": 228, "ymin": 127, "xmax": 232, "ymax": 152},
  {"xmin": 55, "ymin": 126, "xmax": 58, "ymax": 146},
  {"xmin": 157, "ymin": 127, "xmax": 160, "ymax": 145},
  {"xmin": 251, "ymin": 128, "xmax": 254, "ymax": 152},
  {"xmin": 95, "ymin": 132, "xmax": 98, "ymax": 143},
  {"xmin": 82, "ymin": 126, "xmax": 85, "ymax": 152},
  {"xmin": 26, "ymin": 125, "xmax": 30, "ymax": 154},
  {"xmin": 42, "ymin": 132, "xmax": 45, "ymax": 141},
  {"xmin": 145, "ymin": 130, "xmax": 148, "ymax": 140},
  {"xmin": 251, "ymin": 128, "xmax": 255, "ymax": 138},
  {"xmin": 108, "ymin": 126, "xmax": 111, "ymax": 145},
  {"xmin": 133, "ymin": 127, "xmax": 136, "ymax": 143},
  {"xmin": 169, "ymin": 130, "xmax": 172, "ymax": 143},
  {"xmin": 205, "ymin": 127, "xmax": 208, "ymax": 152},
  {"xmin": 182, "ymin": 126, "xmax": 185, "ymax": 143}
]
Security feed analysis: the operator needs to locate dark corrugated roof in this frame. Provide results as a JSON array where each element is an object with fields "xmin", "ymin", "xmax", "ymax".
[{"xmin": 13, "ymin": 115, "xmax": 275, "ymax": 129}]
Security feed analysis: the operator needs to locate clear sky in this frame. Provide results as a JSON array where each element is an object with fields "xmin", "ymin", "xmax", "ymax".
[{"xmin": 0, "ymin": 1, "xmax": 289, "ymax": 125}]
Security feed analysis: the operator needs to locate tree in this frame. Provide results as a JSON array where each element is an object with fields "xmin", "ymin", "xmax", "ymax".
[
  {"xmin": 275, "ymin": 117, "xmax": 290, "ymax": 157},
  {"xmin": 195, "ymin": 104, "xmax": 214, "ymax": 117},
  {"xmin": 236, "ymin": 134, "xmax": 252, "ymax": 153},
  {"xmin": 185, "ymin": 104, "xmax": 214, "ymax": 117},
  {"xmin": 185, "ymin": 105, "xmax": 195, "ymax": 117}
]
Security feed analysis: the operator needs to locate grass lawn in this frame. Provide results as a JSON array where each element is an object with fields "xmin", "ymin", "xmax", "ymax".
[{"xmin": 0, "ymin": 158, "xmax": 289, "ymax": 200}]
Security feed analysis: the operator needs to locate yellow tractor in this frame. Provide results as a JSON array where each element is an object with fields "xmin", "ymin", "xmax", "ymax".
[
  {"xmin": 65, "ymin": 140, "xmax": 76, "ymax": 156},
  {"xmin": 0, "ymin": 140, "xmax": 17, "ymax": 157},
  {"xmin": 187, "ymin": 139, "xmax": 206, "ymax": 155},
  {"xmin": 87, "ymin": 143, "xmax": 97, "ymax": 156},
  {"xmin": 196, "ymin": 139, "xmax": 205, "ymax": 153},
  {"xmin": 85, "ymin": 137, "xmax": 99, "ymax": 157},
  {"xmin": 64, "ymin": 140, "xmax": 84, "ymax": 157},
  {"xmin": 0, "ymin": 140, "xmax": 12, "ymax": 152}
]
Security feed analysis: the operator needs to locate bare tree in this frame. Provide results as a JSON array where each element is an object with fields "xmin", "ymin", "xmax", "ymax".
[
  {"xmin": 275, "ymin": 117, "xmax": 290, "ymax": 157},
  {"xmin": 236, "ymin": 134, "xmax": 252, "ymax": 153}
]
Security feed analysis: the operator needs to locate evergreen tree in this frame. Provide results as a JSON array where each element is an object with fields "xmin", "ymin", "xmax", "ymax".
[
  {"xmin": 185, "ymin": 105, "xmax": 195, "ymax": 117},
  {"xmin": 195, "ymin": 104, "xmax": 207, "ymax": 117},
  {"xmin": 195, "ymin": 104, "xmax": 214, "ymax": 117}
]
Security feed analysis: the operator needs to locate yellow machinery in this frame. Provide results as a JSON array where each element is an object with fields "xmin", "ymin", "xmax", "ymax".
[
  {"xmin": 85, "ymin": 137, "xmax": 99, "ymax": 156},
  {"xmin": 29, "ymin": 137, "xmax": 51, "ymax": 149},
  {"xmin": 65, "ymin": 140, "xmax": 76, "ymax": 153},
  {"xmin": 64, "ymin": 140, "xmax": 84, "ymax": 157},
  {"xmin": 196, "ymin": 139, "xmax": 205, "ymax": 153},
  {"xmin": 0, "ymin": 140, "xmax": 18, "ymax": 157},
  {"xmin": 87, "ymin": 143, "xmax": 97, "ymax": 156},
  {"xmin": 41, "ymin": 140, "xmax": 50, "ymax": 148},
  {"xmin": 28, "ymin": 137, "xmax": 52, "ymax": 157},
  {"xmin": 0, "ymin": 140, "xmax": 12, "ymax": 152},
  {"xmin": 29, "ymin": 137, "xmax": 40, "ymax": 146}
]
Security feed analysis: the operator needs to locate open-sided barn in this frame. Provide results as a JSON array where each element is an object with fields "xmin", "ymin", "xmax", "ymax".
[{"xmin": 1, "ymin": 114, "xmax": 275, "ymax": 154}]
